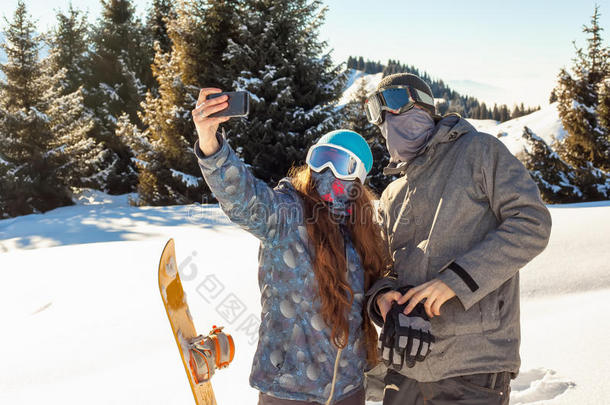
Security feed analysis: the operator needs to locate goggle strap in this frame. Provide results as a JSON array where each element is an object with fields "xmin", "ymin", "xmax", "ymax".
[{"xmin": 411, "ymin": 87, "xmax": 435, "ymax": 107}]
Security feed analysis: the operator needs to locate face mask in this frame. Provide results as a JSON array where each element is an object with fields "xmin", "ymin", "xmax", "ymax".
[
  {"xmin": 380, "ymin": 107, "xmax": 435, "ymax": 163},
  {"xmin": 311, "ymin": 170, "xmax": 356, "ymax": 217}
]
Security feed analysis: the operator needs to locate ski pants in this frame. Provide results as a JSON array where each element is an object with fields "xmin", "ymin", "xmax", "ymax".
[{"xmin": 382, "ymin": 369, "xmax": 511, "ymax": 405}]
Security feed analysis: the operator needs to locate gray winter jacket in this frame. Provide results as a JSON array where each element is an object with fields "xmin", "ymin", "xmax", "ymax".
[
  {"xmin": 195, "ymin": 134, "xmax": 366, "ymax": 403},
  {"xmin": 366, "ymin": 114, "xmax": 552, "ymax": 382}
]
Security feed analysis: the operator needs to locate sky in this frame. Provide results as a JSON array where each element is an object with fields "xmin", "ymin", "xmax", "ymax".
[{"xmin": 1, "ymin": 0, "xmax": 609, "ymax": 107}]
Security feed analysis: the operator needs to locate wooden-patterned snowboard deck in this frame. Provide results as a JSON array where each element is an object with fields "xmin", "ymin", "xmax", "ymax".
[{"xmin": 158, "ymin": 239, "xmax": 217, "ymax": 405}]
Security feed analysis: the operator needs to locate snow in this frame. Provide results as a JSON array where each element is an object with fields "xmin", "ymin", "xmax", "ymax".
[
  {"xmin": 30, "ymin": 106, "xmax": 50, "ymax": 122},
  {"xmin": 572, "ymin": 100, "xmax": 596, "ymax": 115},
  {"xmin": 510, "ymin": 368, "xmax": 576, "ymax": 404},
  {"xmin": 0, "ymin": 192, "xmax": 609, "ymax": 404},
  {"xmin": 131, "ymin": 156, "xmax": 149, "ymax": 169},
  {"xmin": 71, "ymin": 187, "xmax": 137, "ymax": 207},
  {"xmin": 467, "ymin": 103, "xmax": 567, "ymax": 155},
  {"xmin": 170, "ymin": 168, "xmax": 201, "ymax": 188},
  {"xmin": 98, "ymin": 83, "xmax": 120, "ymax": 101},
  {"xmin": 343, "ymin": 68, "xmax": 366, "ymax": 90},
  {"xmin": 337, "ymin": 70, "xmax": 383, "ymax": 106}
]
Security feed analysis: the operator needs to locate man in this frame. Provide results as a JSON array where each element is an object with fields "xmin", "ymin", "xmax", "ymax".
[{"xmin": 364, "ymin": 73, "xmax": 552, "ymax": 405}]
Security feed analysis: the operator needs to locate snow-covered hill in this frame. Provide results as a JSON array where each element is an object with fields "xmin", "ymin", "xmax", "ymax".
[
  {"xmin": 339, "ymin": 70, "xmax": 565, "ymax": 157},
  {"xmin": 338, "ymin": 70, "xmax": 383, "ymax": 106},
  {"xmin": 467, "ymin": 103, "xmax": 566, "ymax": 155},
  {"xmin": 0, "ymin": 192, "xmax": 609, "ymax": 404}
]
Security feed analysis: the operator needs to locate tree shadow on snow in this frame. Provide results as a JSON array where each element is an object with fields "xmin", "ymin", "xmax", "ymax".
[{"xmin": 0, "ymin": 203, "xmax": 235, "ymax": 251}]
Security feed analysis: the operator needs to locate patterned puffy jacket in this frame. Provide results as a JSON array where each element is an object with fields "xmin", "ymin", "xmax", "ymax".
[{"xmin": 194, "ymin": 133, "xmax": 367, "ymax": 403}]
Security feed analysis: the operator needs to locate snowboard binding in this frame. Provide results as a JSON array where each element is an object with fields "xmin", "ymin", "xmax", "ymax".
[{"xmin": 189, "ymin": 326, "xmax": 235, "ymax": 384}]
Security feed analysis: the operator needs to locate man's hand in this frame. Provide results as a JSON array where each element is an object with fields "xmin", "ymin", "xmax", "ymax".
[
  {"xmin": 376, "ymin": 290, "xmax": 403, "ymax": 322},
  {"xmin": 397, "ymin": 279, "xmax": 456, "ymax": 318}
]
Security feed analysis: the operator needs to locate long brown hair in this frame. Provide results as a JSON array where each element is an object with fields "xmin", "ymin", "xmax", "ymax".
[{"xmin": 288, "ymin": 165, "xmax": 391, "ymax": 366}]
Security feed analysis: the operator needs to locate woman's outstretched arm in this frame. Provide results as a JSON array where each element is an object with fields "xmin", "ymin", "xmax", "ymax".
[{"xmin": 192, "ymin": 88, "xmax": 300, "ymax": 242}]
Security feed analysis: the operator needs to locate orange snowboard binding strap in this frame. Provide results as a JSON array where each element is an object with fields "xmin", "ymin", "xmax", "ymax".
[{"xmin": 189, "ymin": 326, "xmax": 235, "ymax": 384}]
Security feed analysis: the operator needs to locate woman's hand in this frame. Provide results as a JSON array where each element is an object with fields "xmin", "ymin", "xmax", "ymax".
[
  {"xmin": 397, "ymin": 279, "xmax": 456, "ymax": 319},
  {"xmin": 192, "ymin": 87, "xmax": 231, "ymax": 155},
  {"xmin": 376, "ymin": 290, "xmax": 403, "ymax": 322}
]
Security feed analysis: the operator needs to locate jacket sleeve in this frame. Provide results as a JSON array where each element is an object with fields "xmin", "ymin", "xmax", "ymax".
[
  {"xmin": 194, "ymin": 132, "xmax": 299, "ymax": 243},
  {"xmin": 436, "ymin": 136, "xmax": 552, "ymax": 310},
  {"xmin": 365, "ymin": 195, "xmax": 399, "ymax": 327}
]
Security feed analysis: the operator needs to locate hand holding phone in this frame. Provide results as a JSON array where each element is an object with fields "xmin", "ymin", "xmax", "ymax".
[
  {"xmin": 192, "ymin": 88, "xmax": 231, "ymax": 155},
  {"xmin": 204, "ymin": 91, "xmax": 249, "ymax": 118},
  {"xmin": 192, "ymin": 89, "xmax": 251, "ymax": 155}
]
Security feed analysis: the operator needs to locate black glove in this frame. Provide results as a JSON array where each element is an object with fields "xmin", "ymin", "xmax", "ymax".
[{"xmin": 378, "ymin": 300, "xmax": 435, "ymax": 370}]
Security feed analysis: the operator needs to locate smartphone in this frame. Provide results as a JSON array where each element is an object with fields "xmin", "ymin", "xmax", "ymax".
[{"xmin": 206, "ymin": 91, "xmax": 250, "ymax": 118}]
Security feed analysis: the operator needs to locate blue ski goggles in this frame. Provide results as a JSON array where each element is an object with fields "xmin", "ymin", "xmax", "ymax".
[
  {"xmin": 306, "ymin": 144, "xmax": 367, "ymax": 183},
  {"xmin": 364, "ymin": 85, "xmax": 435, "ymax": 125}
]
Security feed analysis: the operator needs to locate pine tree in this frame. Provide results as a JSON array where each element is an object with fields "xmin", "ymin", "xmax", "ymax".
[
  {"xmin": 83, "ymin": 0, "xmax": 155, "ymax": 194},
  {"xmin": 0, "ymin": 1, "xmax": 85, "ymax": 217},
  {"xmin": 499, "ymin": 104, "xmax": 510, "ymax": 122},
  {"xmin": 343, "ymin": 80, "xmax": 372, "ymax": 136},
  {"xmin": 123, "ymin": 0, "xmax": 241, "ymax": 205},
  {"xmin": 554, "ymin": 5, "xmax": 610, "ymax": 171},
  {"xmin": 0, "ymin": 1, "xmax": 66, "ymax": 217},
  {"xmin": 346, "ymin": 56, "xmax": 354, "ymax": 69},
  {"xmin": 471, "ymin": 105, "xmax": 481, "ymax": 119},
  {"xmin": 222, "ymin": 0, "xmax": 345, "ymax": 184},
  {"xmin": 357, "ymin": 56, "xmax": 364, "ymax": 71},
  {"xmin": 145, "ymin": 0, "xmax": 176, "ymax": 55},
  {"xmin": 0, "ymin": 117, "xmax": 22, "ymax": 218},
  {"xmin": 42, "ymin": 67, "xmax": 103, "ymax": 191},
  {"xmin": 519, "ymin": 126, "xmax": 585, "ymax": 203},
  {"xmin": 46, "ymin": 4, "xmax": 109, "ymax": 190},
  {"xmin": 47, "ymin": 4, "xmax": 90, "ymax": 95},
  {"xmin": 596, "ymin": 77, "xmax": 610, "ymax": 165},
  {"xmin": 480, "ymin": 102, "xmax": 489, "ymax": 119}
]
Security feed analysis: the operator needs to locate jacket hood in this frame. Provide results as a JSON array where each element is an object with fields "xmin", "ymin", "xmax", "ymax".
[{"xmin": 383, "ymin": 113, "xmax": 476, "ymax": 176}]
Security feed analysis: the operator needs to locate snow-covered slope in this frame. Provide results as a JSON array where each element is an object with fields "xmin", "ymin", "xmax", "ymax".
[
  {"xmin": 339, "ymin": 70, "xmax": 565, "ymax": 158},
  {"xmin": 338, "ymin": 70, "xmax": 383, "ymax": 106},
  {"xmin": 467, "ymin": 103, "xmax": 566, "ymax": 155},
  {"xmin": 1, "ymin": 193, "xmax": 609, "ymax": 404}
]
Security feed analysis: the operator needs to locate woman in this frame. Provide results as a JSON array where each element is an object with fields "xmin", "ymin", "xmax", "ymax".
[{"xmin": 191, "ymin": 88, "xmax": 390, "ymax": 405}]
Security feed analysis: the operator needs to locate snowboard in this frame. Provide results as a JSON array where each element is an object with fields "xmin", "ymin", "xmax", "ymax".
[{"xmin": 158, "ymin": 238, "xmax": 217, "ymax": 405}]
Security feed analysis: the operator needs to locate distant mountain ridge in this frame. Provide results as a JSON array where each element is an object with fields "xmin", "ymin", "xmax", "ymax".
[
  {"xmin": 467, "ymin": 102, "xmax": 566, "ymax": 156},
  {"xmin": 345, "ymin": 57, "xmax": 540, "ymax": 121}
]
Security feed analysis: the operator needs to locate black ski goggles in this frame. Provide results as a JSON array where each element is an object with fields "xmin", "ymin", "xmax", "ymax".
[{"xmin": 364, "ymin": 85, "xmax": 435, "ymax": 125}]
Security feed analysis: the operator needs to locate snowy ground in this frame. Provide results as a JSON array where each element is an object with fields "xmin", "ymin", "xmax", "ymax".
[
  {"xmin": 0, "ymin": 190, "xmax": 609, "ymax": 404},
  {"xmin": 467, "ymin": 103, "xmax": 566, "ymax": 155}
]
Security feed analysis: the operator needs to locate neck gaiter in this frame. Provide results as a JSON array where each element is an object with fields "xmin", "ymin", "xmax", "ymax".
[{"xmin": 380, "ymin": 108, "xmax": 435, "ymax": 163}]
